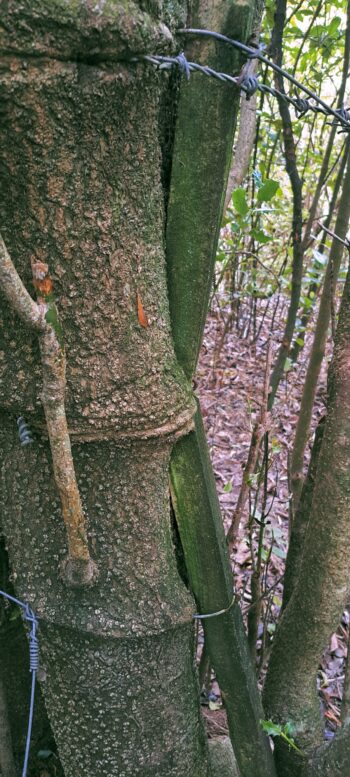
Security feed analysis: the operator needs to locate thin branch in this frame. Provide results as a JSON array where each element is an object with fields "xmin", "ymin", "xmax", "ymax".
[
  {"xmin": 0, "ymin": 233, "xmax": 45, "ymax": 331},
  {"xmin": 317, "ymin": 222, "xmax": 350, "ymax": 249},
  {"xmin": 226, "ymin": 339, "xmax": 272, "ymax": 549},
  {"xmin": 0, "ymin": 237, "xmax": 97, "ymax": 588},
  {"xmin": 31, "ymin": 261, "xmax": 98, "ymax": 588},
  {"xmin": 268, "ymin": 0, "xmax": 304, "ymax": 406}
]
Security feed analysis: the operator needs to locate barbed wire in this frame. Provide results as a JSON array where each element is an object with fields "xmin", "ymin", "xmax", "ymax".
[
  {"xmin": 137, "ymin": 30, "xmax": 350, "ymax": 133},
  {"xmin": 180, "ymin": 28, "xmax": 350, "ymax": 131}
]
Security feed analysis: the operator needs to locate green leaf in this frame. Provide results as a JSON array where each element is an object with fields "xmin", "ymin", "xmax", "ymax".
[
  {"xmin": 252, "ymin": 228, "xmax": 272, "ymax": 244},
  {"xmin": 273, "ymin": 595, "xmax": 282, "ymax": 606},
  {"xmin": 223, "ymin": 481, "xmax": 232, "ymax": 493},
  {"xmin": 232, "ymin": 187, "xmax": 249, "ymax": 216},
  {"xmin": 284, "ymin": 722, "xmax": 295, "ymax": 738},
  {"xmin": 260, "ymin": 719, "xmax": 283, "ymax": 737},
  {"xmin": 271, "ymin": 437, "xmax": 281, "ymax": 454},
  {"xmin": 328, "ymin": 16, "xmax": 341, "ymax": 34},
  {"xmin": 257, "ymin": 179, "xmax": 280, "ymax": 203}
]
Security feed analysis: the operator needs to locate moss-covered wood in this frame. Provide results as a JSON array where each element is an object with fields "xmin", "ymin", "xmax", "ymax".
[
  {"xmin": 166, "ymin": 0, "xmax": 255, "ymax": 379},
  {"xmin": 165, "ymin": 1, "xmax": 276, "ymax": 774},
  {"xmin": 171, "ymin": 405, "xmax": 277, "ymax": 777}
]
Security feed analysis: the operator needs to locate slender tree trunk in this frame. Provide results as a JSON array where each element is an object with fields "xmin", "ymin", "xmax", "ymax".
[
  {"xmin": 165, "ymin": 3, "xmax": 276, "ymax": 774},
  {"xmin": 263, "ymin": 261, "xmax": 350, "ymax": 776},
  {"xmin": 268, "ymin": 0, "xmax": 303, "ymax": 406},
  {"xmin": 290, "ymin": 141, "xmax": 349, "ymax": 363},
  {"xmin": 290, "ymin": 149, "xmax": 350, "ymax": 511},
  {"xmin": 282, "ymin": 417, "xmax": 325, "ymax": 610},
  {"xmin": 223, "ymin": 1, "xmax": 264, "ymax": 212}
]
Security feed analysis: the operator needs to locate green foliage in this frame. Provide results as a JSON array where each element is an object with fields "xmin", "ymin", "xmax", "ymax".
[
  {"xmin": 217, "ymin": 177, "xmax": 281, "ymax": 302},
  {"xmin": 256, "ymin": 180, "xmax": 280, "ymax": 203},
  {"xmin": 216, "ymin": 0, "xmax": 348, "ymax": 352},
  {"xmin": 260, "ymin": 719, "xmax": 305, "ymax": 756},
  {"xmin": 232, "ymin": 187, "xmax": 249, "ymax": 216}
]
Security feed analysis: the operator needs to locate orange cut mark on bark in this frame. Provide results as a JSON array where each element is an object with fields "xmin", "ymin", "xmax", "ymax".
[
  {"xmin": 136, "ymin": 292, "xmax": 149, "ymax": 328},
  {"xmin": 32, "ymin": 261, "xmax": 53, "ymax": 297},
  {"xmin": 34, "ymin": 277, "xmax": 53, "ymax": 296}
]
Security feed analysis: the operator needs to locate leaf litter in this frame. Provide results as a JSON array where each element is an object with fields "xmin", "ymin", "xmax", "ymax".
[{"xmin": 196, "ymin": 285, "xmax": 349, "ymax": 739}]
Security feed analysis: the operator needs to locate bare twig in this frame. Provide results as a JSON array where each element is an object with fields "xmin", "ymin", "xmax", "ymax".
[
  {"xmin": 317, "ymin": 222, "xmax": 350, "ymax": 249},
  {"xmin": 0, "ymin": 234, "xmax": 97, "ymax": 588},
  {"xmin": 0, "ymin": 234, "xmax": 45, "ymax": 331},
  {"xmin": 243, "ymin": 574, "xmax": 285, "ymax": 615},
  {"xmin": 31, "ymin": 260, "xmax": 98, "ymax": 588},
  {"xmin": 247, "ymin": 430, "xmax": 270, "ymax": 665},
  {"xmin": 226, "ymin": 340, "xmax": 272, "ymax": 549}
]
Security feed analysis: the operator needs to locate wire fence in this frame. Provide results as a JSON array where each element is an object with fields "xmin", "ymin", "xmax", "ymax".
[{"xmin": 137, "ymin": 27, "xmax": 350, "ymax": 133}]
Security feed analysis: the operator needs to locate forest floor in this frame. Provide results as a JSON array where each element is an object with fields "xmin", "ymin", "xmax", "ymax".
[{"xmin": 196, "ymin": 287, "xmax": 349, "ymax": 743}]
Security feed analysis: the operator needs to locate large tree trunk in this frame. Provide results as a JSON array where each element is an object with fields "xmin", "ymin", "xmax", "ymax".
[
  {"xmin": 0, "ymin": 2, "xmax": 257, "ymax": 775},
  {"xmin": 0, "ymin": 3, "xmax": 206, "ymax": 776}
]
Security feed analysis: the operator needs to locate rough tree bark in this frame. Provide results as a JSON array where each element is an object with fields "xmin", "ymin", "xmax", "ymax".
[
  {"xmin": 263, "ymin": 261, "xmax": 350, "ymax": 776},
  {"xmin": 0, "ymin": 1, "xmax": 259, "ymax": 775}
]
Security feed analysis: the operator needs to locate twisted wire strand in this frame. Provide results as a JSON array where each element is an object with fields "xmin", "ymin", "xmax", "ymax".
[
  {"xmin": 138, "ymin": 48, "xmax": 350, "ymax": 132},
  {"xmin": 0, "ymin": 589, "xmax": 39, "ymax": 777},
  {"xmin": 179, "ymin": 28, "xmax": 350, "ymax": 131},
  {"xmin": 17, "ymin": 417, "xmax": 33, "ymax": 447}
]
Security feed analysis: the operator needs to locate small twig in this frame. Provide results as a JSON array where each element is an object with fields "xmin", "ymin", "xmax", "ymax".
[
  {"xmin": 0, "ymin": 234, "xmax": 45, "ymax": 331},
  {"xmin": 317, "ymin": 221, "xmax": 350, "ymax": 249},
  {"xmin": 247, "ymin": 431, "xmax": 270, "ymax": 665},
  {"xmin": 0, "ymin": 233, "xmax": 97, "ymax": 588},
  {"xmin": 31, "ymin": 260, "xmax": 98, "ymax": 588},
  {"xmin": 243, "ymin": 574, "xmax": 284, "ymax": 615},
  {"xmin": 226, "ymin": 340, "xmax": 272, "ymax": 549}
]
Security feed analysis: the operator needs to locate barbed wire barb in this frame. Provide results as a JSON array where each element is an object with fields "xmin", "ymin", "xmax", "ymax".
[{"xmin": 136, "ymin": 44, "xmax": 350, "ymax": 133}]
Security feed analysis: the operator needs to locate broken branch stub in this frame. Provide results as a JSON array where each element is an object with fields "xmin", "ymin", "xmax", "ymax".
[
  {"xmin": 0, "ymin": 235, "xmax": 97, "ymax": 588},
  {"xmin": 31, "ymin": 260, "xmax": 98, "ymax": 588}
]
